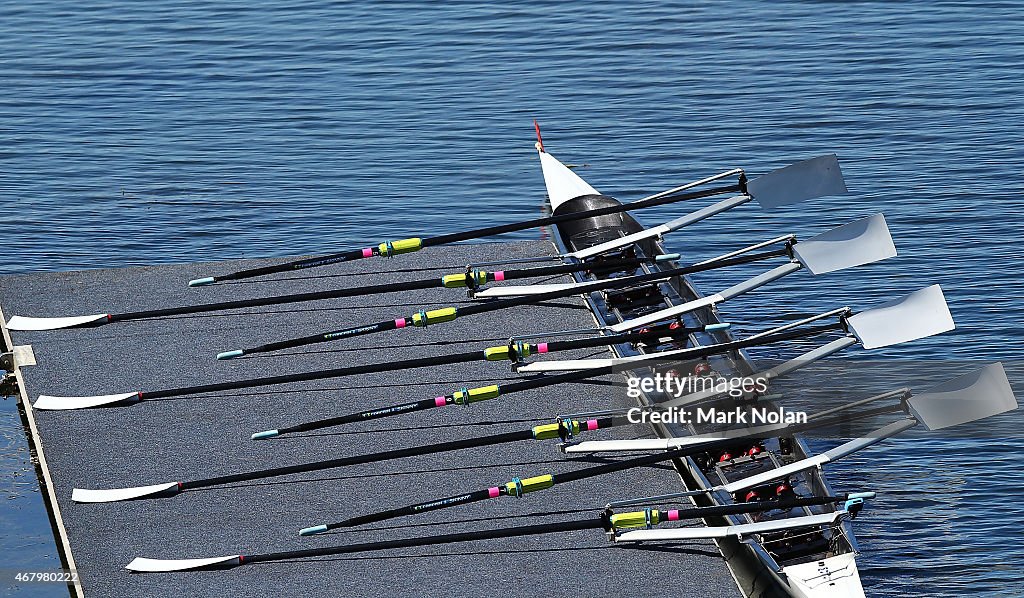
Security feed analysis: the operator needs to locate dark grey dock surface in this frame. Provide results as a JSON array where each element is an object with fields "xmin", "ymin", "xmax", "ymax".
[{"xmin": 1, "ymin": 241, "xmax": 738, "ymax": 597}]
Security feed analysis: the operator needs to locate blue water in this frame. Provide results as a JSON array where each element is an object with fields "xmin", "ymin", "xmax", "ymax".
[{"xmin": 1, "ymin": 2, "xmax": 1022, "ymax": 596}]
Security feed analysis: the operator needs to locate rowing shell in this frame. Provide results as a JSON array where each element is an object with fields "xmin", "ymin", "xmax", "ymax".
[{"xmin": 540, "ymin": 147, "xmax": 866, "ymax": 598}]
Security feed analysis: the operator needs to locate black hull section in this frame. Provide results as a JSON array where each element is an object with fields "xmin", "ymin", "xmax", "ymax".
[{"xmin": 552, "ymin": 194, "xmax": 647, "ymax": 253}]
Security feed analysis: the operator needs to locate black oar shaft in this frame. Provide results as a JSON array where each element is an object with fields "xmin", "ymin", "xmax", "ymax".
[
  {"xmin": 249, "ymin": 518, "xmax": 605, "ymax": 563},
  {"xmin": 115, "ymin": 257, "xmax": 671, "ymax": 323},
  {"xmin": 143, "ymin": 350, "xmax": 483, "ymax": 399},
  {"xmin": 423, "ymin": 185, "xmax": 739, "ymax": 247},
  {"xmin": 180, "ymin": 429, "xmax": 535, "ymax": 490},
  {"xmin": 251, "ymin": 493, "xmax": 859, "ymax": 564},
  {"xmin": 206, "ymin": 184, "xmax": 740, "ymax": 284},
  {"xmin": 332, "ymin": 441, "xmax": 733, "ymax": 528},
  {"xmin": 330, "ymin": 406, "xmax": 898, "ymax": 527},
  {"xmin": 277, "ymin": 397, "xmax": 445, "ymax": 434},
  {"xmin": 147, "ymin": 320, "xmax": 836, "ymax": 402},
  {"xmin": 238, "ymin": 248, "xmax": 785, "ymax": 356},
  {"xmin": 270, "ymin": 327, "xmax": 699, "ymax": 437},
  {"xmin": 113, "ymin": 277, "xmax": 441, "ymax": 322}
]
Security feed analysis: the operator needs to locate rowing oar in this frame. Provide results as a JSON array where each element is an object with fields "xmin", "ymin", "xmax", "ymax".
[
  {"xmin": 213, "ymin": 244, "xmax": 787, "ymax": 360},
  {"xmin": 298, "ymin": 404, "xmax": 892, "ymax": 533},
  {"xmin": 217, "ymin": 212, "xmax": 893, "ymax": 359},
  {"xmin": 70, "ymin": 414, "xmax": 635, "ymax": 504},
  {"xmin": 64, "ymin": 300, "xmax": 975, "ymax": 507},
  {"xmin": 31, "ymin": 283, "xmax": 952, "ymax": 412},
  {"xmin": 124, "ymin": 493, "xmax": 872, "ymax": 573},
  {"xmin": 31, "ymin": 321, "xmax": 719, "ymax": 412},
  {"xmin": 185, "ymin": 179, "xmax": 737, "ymax": 288},
  {"xmin": 248, "ymin": 323, "xmax": 727, "ymax": 440},
  {"xmin": 184, "ymin": 150, "xmax": 845, "ymax": 287},
  {"xmin": 250, "ymin": 322, "xmax": 843, "ymax": 441},
  {"xmin": 2, "ymin": 253, "xmax": 681, "ymax": 332},
  {"xmin": 65, "ymin": 324, "xmax": 839, "ymax": 502},
  {"xmin": 300, "ymin": 362, "xmax": 1014, "ymax": 532}
]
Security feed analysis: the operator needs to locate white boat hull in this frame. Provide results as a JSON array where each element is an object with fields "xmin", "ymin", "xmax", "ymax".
[{"xmin": 776, "ymin": 553, "xmax": 865, "ymax": 598}]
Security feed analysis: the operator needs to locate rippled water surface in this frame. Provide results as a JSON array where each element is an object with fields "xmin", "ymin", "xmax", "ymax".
[{"xmin": 1, "ymin": 2, "xmax": 1022, "ymax": 596}]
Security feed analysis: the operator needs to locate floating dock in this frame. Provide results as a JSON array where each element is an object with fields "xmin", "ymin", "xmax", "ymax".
[{"xmin": 1, "ymin": 241, "xmax": 751, "ymax": 597}]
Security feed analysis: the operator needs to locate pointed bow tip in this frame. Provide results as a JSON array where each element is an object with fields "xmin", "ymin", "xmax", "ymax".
[
  {"xmin": 251, "ymin": 429, "xmax": 279, "ymax": 440},
  {"xmin": 126, "ymin": 555, "xmax": 242, "ymax": 573},
  {"xmin": 188, "ymin": 277, "xmax": 216, "ymax": 287},
  {"xmin": 72, "ymin": 481, "xmax": 180, "ymax": 503}
]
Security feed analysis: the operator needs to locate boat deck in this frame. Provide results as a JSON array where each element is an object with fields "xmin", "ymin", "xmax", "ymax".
[{"xmin": 0, "ymin": 241, "xmax": 740, "ymax": 598}]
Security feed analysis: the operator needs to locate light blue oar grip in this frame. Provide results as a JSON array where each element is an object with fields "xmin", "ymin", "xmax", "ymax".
[
  {"xmin": 705, "ymin": 323, "xmax": 731, "ymax": 331},
  {"xmin": 847, "ymin": 491, "xmax": 876, "ymax": 501},
  {"xmin": 188, "ymin": 277, "xmax": 216, "ymax": 287},
  {"xmin": 299, "ymin": 524, "xmax": 328, "ymax": 537},
  {"xmin": 217, "ymin": 349, "xmax": 245, "ymax": 360},
  {"xmin": 251, "ymin": 430, "xmax": 279, "ymax": 441},
  {"xmin": 655, "ymin": 253, "xmax": 681, "ymax": 262}
]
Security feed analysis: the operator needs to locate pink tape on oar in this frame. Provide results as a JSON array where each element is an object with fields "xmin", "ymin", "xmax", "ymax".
[
  {"xmin": 493, "ymin": 271, "xmax": 505, "ymax": 281},
  {"xmin": 536, "ymin": 342, "xmax": 549, "ymax": 354},
  {"xmin": 362, "ymin": 248, "xmax": 374, "ymax": 258},
  {"xmin": 666, "ymin": 510, "xmax": 681, "ymax": 521},
  {"xmin": 585, "ymin": 419, "xmax": 599, "ymax": 431},
  {"xmin": 488, "ymin": 487, "xmax": 501, "ymax": 498},
  {"xmin": 394, "ymin": 318, "xmax": 407, "ymax": 328},
  {"xmin": 434, "ymin": 396, "xmax": 447, "ymax": 407}
]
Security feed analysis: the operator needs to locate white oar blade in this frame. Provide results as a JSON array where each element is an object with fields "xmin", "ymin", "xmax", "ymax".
[
  {"xmin": 615, "ymin": 512, "xmax": 842, "ymax": 542},
  {"xmin": 33, "ymin": 392, "xmax": 140, "ymax": 411},
  {"xmin": 845, "ymin": 285, "xmax": 954, "ymax": 349},
  {"xmin": 793, "ymin": 214, "xmax": 897, "ymax": 275},
  {"xmin": 908, "ymin": 362, "xmax": 1017, "ymax": 431},
  {"xmin": 747, "ymin": 154, "xmax": 847, "ymax": 209},
  {"xmin": 126, "ymin": 555, "xmax": 241, "ymax": 573},
  {"xmin": 538, "ymin": 151, "xmax": 599, "ymax": 211},
  {"xmin": 72, "ymin": 482, "xmax": 180, "ymax": 503},
  {"xmin": 6, "ymin": 313, "xmax": 109, "ymax": 331}
]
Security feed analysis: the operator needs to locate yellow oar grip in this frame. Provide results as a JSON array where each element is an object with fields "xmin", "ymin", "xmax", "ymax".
[
  {"xmin": 378, "ymin": 237, "xmax": 423, "ymax": 257},
  {"xmin": 504, "ymin": 474, "xmax": 554, "ymax": 497},
  {"xmin": 483, "ymin": 342, "xmax": 533, "ymax": 361},
  {"xmin": 453, "ymin": 385, "xmax": 500, "ymax": 404},
  {"xmin": 442, "ymin": 270, "xmax": 488, "ymax": 288},
  {"xmin": 531, "ymin": 420, "xmax": 580, "ymax": 440},
  {"xmin": 610, "ymin": 509, "xmax": 663, "ymax": 530},
  {"xmin": 412, "ymin": 307, "xmax": 458, "ymax": 326}
]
